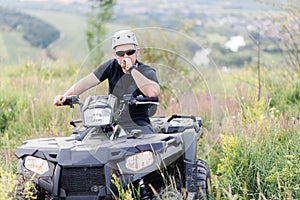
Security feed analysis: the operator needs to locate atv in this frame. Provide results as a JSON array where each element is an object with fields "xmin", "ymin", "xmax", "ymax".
[{"xmin": 14, "ymin": 94, "xmax": 211, "ymax": 200}]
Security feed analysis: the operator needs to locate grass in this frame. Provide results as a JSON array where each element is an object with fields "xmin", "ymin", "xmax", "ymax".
[
  {"xmin": 206, "ymin": 65, "xmax": 300, "ymax": 199},
  {"xmin": 211, "ymin": 100, "xmax": 300, "ymax": 199},
  {"xmin": 0, "ymin": 63, "xmax": 79, "ymax": 200},
  {"xmin": 0, "ymin": 58, "xmax": 299, "ymax": 199}
]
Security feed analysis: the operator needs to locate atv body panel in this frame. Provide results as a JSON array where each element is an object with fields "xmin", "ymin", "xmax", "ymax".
[{"xmin": 14, "ymin": 96, "xmax": 210, "ymax": 199}]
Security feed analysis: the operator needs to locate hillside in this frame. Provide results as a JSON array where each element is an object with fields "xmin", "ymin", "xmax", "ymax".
[
  {"xmin": 1, "ymin": 0, "xmax": 283, "ymax": 67},
  {"xmin": 0, "ymin": 9, "xmax": 89, "ymax": 65},
  {"xmin": 24, "ymin": 10, "xmax": 89, "ymax": 62},
  {"xmin": 0, "ymin": 7, "xmax": 60, "ymax": 48}
]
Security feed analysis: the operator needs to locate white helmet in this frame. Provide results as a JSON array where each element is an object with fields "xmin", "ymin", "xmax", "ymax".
[{"xmin": 112, "ymin": 30, "xmax": 138, "ymax": 49}]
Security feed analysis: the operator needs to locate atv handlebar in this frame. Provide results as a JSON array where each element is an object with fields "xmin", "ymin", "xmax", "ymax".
[
  {"xmin": 130, "ymin": 96, "xmax": 159, "ymax": 105},
  {"xmin": 63, "ymin": 94, "xmax": 159, "ymax": 108},
  {"xmin": 120, "ymin": 95, "xmax": 159, "ymax": 106}
]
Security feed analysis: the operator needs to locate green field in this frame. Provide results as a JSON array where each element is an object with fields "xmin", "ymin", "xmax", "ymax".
[
  {"xmin": 0, "ymin": 9, "xmax": 133, "ymax": 66},
  {"xmin": 0, "ymin": 10, "xmax": 89, "ymax": 66},
  {"xmin": 0, "ymin": 31, "xmax": 41, "ymax": 65},
  {"xmin": 24, "ymin": 10, "xmax": 89, "ymax": 62}
]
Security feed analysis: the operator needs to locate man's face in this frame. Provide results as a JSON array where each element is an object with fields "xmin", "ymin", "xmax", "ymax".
[{"xmin": 114, "ymin": 44, "xmax": 138, "ymax": 68}]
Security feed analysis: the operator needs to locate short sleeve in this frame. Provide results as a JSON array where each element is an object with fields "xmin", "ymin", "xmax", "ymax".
[
  {"xmin": 137, "ymin": 62, "xmax": 159, "ymax": 84},
  {"xmin": 93, "ymin": 59, "xmax": 116, "ymax": 82}
]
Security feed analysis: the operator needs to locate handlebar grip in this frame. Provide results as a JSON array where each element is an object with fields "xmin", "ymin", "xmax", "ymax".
[
  {"xmin": 136, "ymin": 96, "xmax": 159, "ymax": 102},
  {"xmin": 63, "ymin": 95, "xmax": 80, "ymax": 108},
  {"xmin": 62, "ymin": 96, "xmax": 73, "ymax": 106},
  {"xmin": 121, "ymin": 94, "xmax": 159, "ymax": 106}
]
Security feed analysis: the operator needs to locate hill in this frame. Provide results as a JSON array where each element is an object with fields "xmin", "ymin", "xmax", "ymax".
[
  {"xmin": 0, "ymin": 7, "xmax": 60, "ymax": 48},
  {"xmin": 0, "ymin": 0, "xmax": 283, "ymax": 67},
  {"xmin": 24, "ymin": 10, "xmax": 89, "ymax": 62},
  {"xmin": 0, "ymin": 9, "xmax": 89, "ymax": 65}
]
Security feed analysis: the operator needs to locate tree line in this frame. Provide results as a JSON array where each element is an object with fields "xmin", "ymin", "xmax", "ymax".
[{"xmin": 0, "ymin": 7, "xmax": 60, "ymax": 48}]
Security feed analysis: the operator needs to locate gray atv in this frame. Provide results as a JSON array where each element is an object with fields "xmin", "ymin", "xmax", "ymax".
[{"xmin": 14, "ymin": 94, "xmax": 211, "ymax": 200}]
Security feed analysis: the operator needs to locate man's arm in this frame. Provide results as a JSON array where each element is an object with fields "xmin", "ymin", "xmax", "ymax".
[
  {"xmin": 130, "ymin": 67, "xmax": 160, "ymax": 97},
  {"xmin": 63, "ymin": 73, "xmax": 100, "ymax": 96},
  {"xmin": 53, "ymin": 73, "xmax": 100, "ymax": 105}
]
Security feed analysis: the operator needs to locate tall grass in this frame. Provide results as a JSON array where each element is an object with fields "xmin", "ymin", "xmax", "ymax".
[
  {"xmin": 208, "ymin": 67, "xmax": 300, "ymax": 199},
  {"xmin": 0, "ymin": 61, "xmax": 80, "ymax": 198},
  {"xmin": 213, "ymin": 106, "xmax": 300, "ymax": 199},
  {"xmin": 0, "ymin": 62, "xmax": 299, "ymax": 199}
]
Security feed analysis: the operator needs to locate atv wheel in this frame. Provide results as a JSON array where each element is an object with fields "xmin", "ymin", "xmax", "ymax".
[
  {"xmin": 154, "ymin": 186, "xmax": 183, "ymax": 200},
  {"xmin": 196, "ymin": 159, "xmax": 212, "ymax": 200}
]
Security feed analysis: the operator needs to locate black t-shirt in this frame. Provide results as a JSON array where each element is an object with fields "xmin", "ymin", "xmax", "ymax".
[{"xmin": 93, "ymin": 59, "xmax": 158, "ymax": 129}]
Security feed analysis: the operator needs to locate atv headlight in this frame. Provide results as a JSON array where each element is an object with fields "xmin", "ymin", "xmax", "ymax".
[
  {"xmin": 125, "ymin": 151, "xmax": 154, "ymax": 171},
  {"xmin": 24, "ymin": 156, "xmax": 49, "ymax": 175},
  {"xmin": 84, "ymin": 107, "xmax": 112, "ymax": 126}
]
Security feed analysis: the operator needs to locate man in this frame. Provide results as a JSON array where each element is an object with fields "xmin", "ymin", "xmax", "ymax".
[{"xmin": 53, "ymin": 30, "xmax": 160, "ymax": 133}]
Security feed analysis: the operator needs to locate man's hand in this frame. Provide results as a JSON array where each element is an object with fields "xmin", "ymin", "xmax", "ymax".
[
  {"xmin": 121, "ymin": 58, "xmax": 134, "ymax": 74},
  {"xmin": 53, "ymin": 95, "xmax": 66, "ymax": 106}
]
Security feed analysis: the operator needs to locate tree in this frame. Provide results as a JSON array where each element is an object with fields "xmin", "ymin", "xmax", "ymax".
[
  {"xmin": 263, "ymin": 0, "xmax": 300, "ymax": 77},
  {"xmin": 86, "ymin": 0, "xmax": 116, "ymax": 63}
]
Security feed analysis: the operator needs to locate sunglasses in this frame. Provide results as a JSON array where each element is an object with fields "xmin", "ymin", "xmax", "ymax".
[{"xmin": 115, "ymin": 49, "xmax": 136, "ymax": 57}]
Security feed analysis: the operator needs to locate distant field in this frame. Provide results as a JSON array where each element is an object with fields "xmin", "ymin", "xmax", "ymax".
[
  {"xmin": 0, "ymin": 10, "xmax": 89, "ymax": 66},
  {"xmin": 0, "ymin": 31, "xmax": 9, "ymax": 62},
  {"xmin": 23, "ymin": 10, "xmax": 89, "ymax": 63},
  {"xmin": 0, "ymin": 9, "xmax": 131, "ymax": 66},
  {"xmin": 0, "ymin": 6, "xmax": 283, "ymax": 68},
  {"xmin": 0, "ymin": 31, "xmax": 41, "ymax": 65}
]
